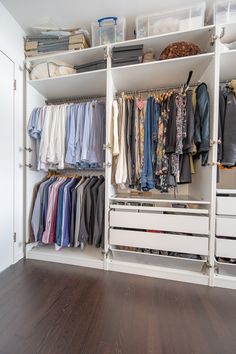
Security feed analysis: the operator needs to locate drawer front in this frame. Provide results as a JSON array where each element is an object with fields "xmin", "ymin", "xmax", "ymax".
[
  {"xmin": 110, "ymin": 229, "xmax": 209, "ymax": 255},
  {"xmin": 216, "ymin": 196, "xmax": 236, "ymax": 216},
  {"xmin": 216, "ymin": 216, "xmax": 236, "ymax": 238},
  {"xmin": 110, "ymin": 210, "xmax": 209, "ymax": 235},
  {"xmin": 215, "ymin": 238, "xmax": 236, "ymax": 258}
]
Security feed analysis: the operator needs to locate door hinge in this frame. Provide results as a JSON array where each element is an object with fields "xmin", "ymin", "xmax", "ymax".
[
  {"xmin": 13, "ymin": 79, "xmax": 16, "ymax": 91},
  {"xmin": 13, "ymin": 232, "xmax": 16, "ymax": 243}
]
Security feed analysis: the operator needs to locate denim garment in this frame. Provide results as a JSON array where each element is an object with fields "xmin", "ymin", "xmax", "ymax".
[
  {"xmin": 194, "ymin": 83, "xmax": 210, "ymax": 166},
  {"xmin": 141, "ymin": 97, "xmax": 155, "ymax": 191},
  {"xmin": 152, "ymin": 100, "xmax": 160, "ymax": 170},
  {"xmin": 130, "ymin": 100, "xmax": 136, "ymax": 187}
]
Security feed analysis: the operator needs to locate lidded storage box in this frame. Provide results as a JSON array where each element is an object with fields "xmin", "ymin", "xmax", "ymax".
[
  {"xmin": 214, "ymin": 1, "xmax": 236, "ymax": 24},
  {"xmin": 136, "ymin": 3, "xmax": 206, "ymax": 38},
  {"xmin": 91, "ymin": 16, "xmax": 126, "ymax": 46}
]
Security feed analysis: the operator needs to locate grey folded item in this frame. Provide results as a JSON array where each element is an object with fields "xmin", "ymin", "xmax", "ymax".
[
  {"xmin": 75, "ymin": 59, "xmax": 107, "ymax": 73},
  {"xmin": 38, "ymin": 44, "xmax": 69, "ymax": 52},
  {"xmin": 26, "ymin": 34, "xmax": 60, "ymax": 40}
]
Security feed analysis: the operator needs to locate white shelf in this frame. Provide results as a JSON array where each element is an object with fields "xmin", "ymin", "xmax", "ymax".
[
  {"xmin": 111, "ymin": 53, "xmax": 214, "ymax": 91},
  {"xmin": 220, "ymin": 49, "xmax": 236, "ymax": 82},
  {"xmin": 110, "ymin": 204, "xmax": 209, "ymax": 214},
  {"xmin": 26, "ymin": 244, "xmax": 104, "ymax": 269},
  {"xmin": 111, "ymin": 25, "xmax": 215, "ymax": 55},
  {"xmin": 217, "ymin": 188, "xmax": 236, "ymax": 195},
  {"xmin": 26, "ymin": 45, "xmax": 107, "ymax": 66},
  {"xmin": 214, "ymin": 275, "xmax": 236, "ymax": 289},
  {"xmin": 28, "ymin": 69, "xmax": 107, "ymax": 100},
  {"xmin": 110, "ymin": 194, "xmax": 211, "ymax": 205},
  {"xmin": 214, "ymin": 258, "xmax": 236, "ymax": 289},
  {"xmin": 108, "ymin": 249, "xmax": 208, "ymax": 285}
]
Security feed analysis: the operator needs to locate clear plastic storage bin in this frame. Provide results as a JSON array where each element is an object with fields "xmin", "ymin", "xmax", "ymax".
[
  {"xmin": 91, "ymin": 17, "xmax": 126, "ymax": 46},
  {"xmin": 136, "ymin": 3, "xmax": 206, "ymax": 38},
  {"xmin": 214, "ymin": 1, "xmax": 236, "ymax": 25}
]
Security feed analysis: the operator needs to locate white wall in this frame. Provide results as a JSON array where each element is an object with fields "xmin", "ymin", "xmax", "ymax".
[{"xmin": 0, "ymin": 2, "xmax": 25, "ymax": 263}]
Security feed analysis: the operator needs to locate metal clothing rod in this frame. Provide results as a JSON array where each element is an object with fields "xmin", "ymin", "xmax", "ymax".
[
  {"xmin": 46, "ymin": 95, "xmax": 106, "ymax": 105},
  {"xmin": 116, "ymin": 84, "xmax": 199, "ymax": 96}
]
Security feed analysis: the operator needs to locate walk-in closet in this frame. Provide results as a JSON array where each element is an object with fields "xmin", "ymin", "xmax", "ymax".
[
  {"xmin": 1, "ymin": 0, "xmax": 236, "ymax": 288},
  {"xmin": 2, "ymin": 1, "xmax": 236, "ymax": 353}
]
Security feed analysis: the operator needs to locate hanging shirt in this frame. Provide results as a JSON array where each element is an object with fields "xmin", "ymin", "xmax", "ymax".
[
  {"xmin": 31, "ymin": 177, "xmax": 51, "ymax": 241},
  {"xmin": 61, "ymin": 178, "xmax": 78, "ymax": 247},
  {"xmin": 75, "ymin": 103, "xmax": 86, "ymax": 165},
  {"xmin": 74, "ymin": 178, "xmax": 91, "ymax": 247},
  {"xmin": 65, "ymin": 104, "xmax": 78, "ymax": 165},
  {"xmin": 88, "ymin": 101, "xmax": 106, "ymax": 167},
  {"xmin": 39, "ymin": 106, "xmax": 54, "ymax": 171},
  {"xmin": 42, "ymin": 177, "xmax": 65, "ymax": 244},
  {"xmin": 115, "ymin": 98, "xmax": 128, "ymax": 186},
  {"xmin": 56, "ymin": 179, "xmax": 70, "ymax": 248}
]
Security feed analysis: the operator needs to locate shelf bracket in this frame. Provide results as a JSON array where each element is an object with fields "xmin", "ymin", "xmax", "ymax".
[
  {"xmin": 210, "ymin": 34, "xmax": 218, "ymax": 46},
  {"xmin": 219, "ymin": 26, "xmax": 225, "ymax": 40}
]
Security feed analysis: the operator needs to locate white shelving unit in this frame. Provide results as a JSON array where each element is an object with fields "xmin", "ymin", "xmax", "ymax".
[
  {"xmin": 214, "ymin": 24, "xmax": 236, "ymax": 288},
  {"xmin": 25, "ymin": 24, "xmax": 236, "ymax": 288},
  {"xmin": 28, "ymin": 69, "xmax": 107, "ymax": 99},
  {"xmin": 111, "ymin": 53, "xmax": 214, "ymax": 92},
  {"xmin": 27, "ymin": 244, "xmax": 104, "ymax": 269},
  {"xmin": 220, "ymin": 49, "xmax": 236, "ymax": 82}
]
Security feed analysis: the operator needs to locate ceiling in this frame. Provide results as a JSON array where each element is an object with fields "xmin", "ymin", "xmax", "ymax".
[{"xmin": 1, "ymin": 0, "xmax": 215, "ymax": 38}]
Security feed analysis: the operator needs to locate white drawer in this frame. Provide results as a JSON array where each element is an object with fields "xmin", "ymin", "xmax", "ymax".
[
  {"xmin": 110, "ymin": 210, "xmax": 209, "ymax": 235},
  {"xmin": 215, "ymin": 238, "xmax": 236, "ymax": 258},
  {"xmin": 216, "ymin": 196, "xmax": 236, "ymax": 216},
  {"xmin": 216, "ymin": 216, "xmax": 236, "ymax": 238},
  {"xmin": 110, "ymin": 229, "xmax": 209, "ymax": 255}
]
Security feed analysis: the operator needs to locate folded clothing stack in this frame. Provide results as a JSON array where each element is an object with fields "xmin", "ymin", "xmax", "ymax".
[
  {"xmin": 74, "ymin": 59, "xmax": 107, "ymax": 73},
  {"xmin": 111, "ymin": 45, "xmax": 143, "ymax": 67},
  {"xmin": 25, "ymin": 29, "xmax": 90, "ymax": 57}
]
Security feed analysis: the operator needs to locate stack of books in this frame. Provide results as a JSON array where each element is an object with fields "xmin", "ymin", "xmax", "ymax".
[
  {"xmin": 25, "ymin": 31, "xmax": 90, "ymax": 57},
  {"xmin": 111, "ymin": 45, "xmax": 144, "ymax": 67}
]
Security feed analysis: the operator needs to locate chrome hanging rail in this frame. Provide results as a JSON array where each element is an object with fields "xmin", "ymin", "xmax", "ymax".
[{"xmin": 46, "ymin": 95, "xmax": 106, "ymax": 105}]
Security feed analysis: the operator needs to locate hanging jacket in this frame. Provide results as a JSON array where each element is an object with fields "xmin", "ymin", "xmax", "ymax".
[
  {"xmin": 222, "ymin": 91, "xmax": 236, "ymax": 166},
  {"xmin": 194, "ymin": 83, "xmax": 210, "ymax": 166}
]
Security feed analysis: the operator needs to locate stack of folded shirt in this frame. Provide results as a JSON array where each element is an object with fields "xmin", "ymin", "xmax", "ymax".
[
  {"xmin": 111, "ymin": 45, "xmax": 143, "ymax": 67},
  {"xmin": 25, "ymin": 29, "xmax": 90, "ymax": 57}
]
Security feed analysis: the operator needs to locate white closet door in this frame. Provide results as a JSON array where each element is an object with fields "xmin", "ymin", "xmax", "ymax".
[{"xmin": 0, "ymin": 50, "xmax": 14, "ymax": 272}]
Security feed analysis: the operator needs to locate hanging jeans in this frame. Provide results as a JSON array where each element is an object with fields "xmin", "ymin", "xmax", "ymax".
[
  {"xmin": 141, "ymin": 97, "xmax": 158, "ymax": 191},
  {"xmin": 152, "ymin": 101, "xmax": 160, "ymax": 170}
]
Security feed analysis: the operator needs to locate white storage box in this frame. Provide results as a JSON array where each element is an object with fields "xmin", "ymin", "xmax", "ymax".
[
  {"xmin": 216, "ymin": 196, "xmax": 236, "ymax": 215},
  {"xmin": 214, "ymin": 1, "xmax": 236, "ymax": 25},
  {"xmin": 136, "ymin": 3, "xmax": 206, "ymax": 38},
  {"xmin": 91, "ymin": 17, "xmax": 126, "ymax": 46}
]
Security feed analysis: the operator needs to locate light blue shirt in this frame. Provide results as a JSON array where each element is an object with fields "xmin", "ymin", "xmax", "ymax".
[{"xmin": 65, "ymin": 104, "xmax": 78, "ymax": 165}]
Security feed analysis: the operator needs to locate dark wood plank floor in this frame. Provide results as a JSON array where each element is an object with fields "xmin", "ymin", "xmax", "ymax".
[{"xmin": 0, "ymin": 260, "xmax": 236, "ymax": 354}]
